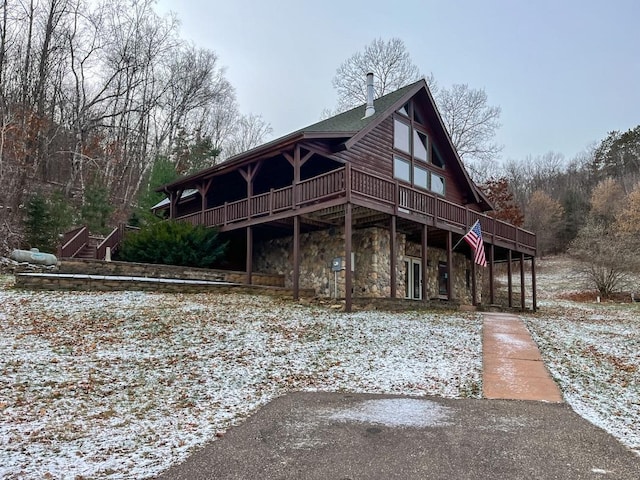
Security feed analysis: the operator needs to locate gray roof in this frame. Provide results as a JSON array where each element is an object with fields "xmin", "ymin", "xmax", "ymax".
[
  {"xmin": 300, "ymin": 81, "xmax": 422, "ymax": 135},
  {"xmin": 158, "ymin": 79, "xmax": 426, "ymax": 193}
]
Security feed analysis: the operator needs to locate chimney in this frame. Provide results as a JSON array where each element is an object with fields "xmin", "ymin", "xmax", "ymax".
[{"xmin": 363, "ymin": 72, "xmax": 375, "ymax": 118}]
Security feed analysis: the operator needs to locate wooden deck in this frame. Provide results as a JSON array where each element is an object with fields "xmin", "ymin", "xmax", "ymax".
[{"xmin": 175, "ymin": 164, "xmax": 536, "ymax": 256}]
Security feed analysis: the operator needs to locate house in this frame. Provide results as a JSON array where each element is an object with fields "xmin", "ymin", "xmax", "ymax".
[{"xmin": 155, "ymin": 74, "xmax": 537, "ymax": 312}]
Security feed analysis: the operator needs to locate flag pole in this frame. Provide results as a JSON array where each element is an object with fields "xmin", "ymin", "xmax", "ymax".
[{"xmin": 453, "ymin": 220, "xmax": 478, "ymax": 251}]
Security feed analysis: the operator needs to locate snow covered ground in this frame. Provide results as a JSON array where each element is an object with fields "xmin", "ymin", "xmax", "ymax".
[
  {"xmin": 1, "ymin": 255, "xmax": 638, "ymax": 479},
  {"xmin": 0, "ymin": 281, "xmax": 481, "ymax": 479},
  {"xmin": 524, "ymin": 256, "xmax": 640, "ymax": 456}
]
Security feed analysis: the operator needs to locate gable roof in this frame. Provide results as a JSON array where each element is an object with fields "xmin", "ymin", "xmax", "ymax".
[
  {"xmin": 159, "ymin": 79, "xmax": 490, "ymax": 209},
  {"xmin": 299, "ymin": 81, "xmax": 420, "ymax": 135}
]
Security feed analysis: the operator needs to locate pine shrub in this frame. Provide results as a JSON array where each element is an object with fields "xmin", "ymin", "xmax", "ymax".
[{"xmin": 117, "ymin": 220, "xmax": 227, "ymax": 268}]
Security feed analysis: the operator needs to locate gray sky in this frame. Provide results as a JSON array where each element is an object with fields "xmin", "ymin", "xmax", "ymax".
[{"xmin": 155, "ymin": 0, "xmax": 639, "ymax": 164}]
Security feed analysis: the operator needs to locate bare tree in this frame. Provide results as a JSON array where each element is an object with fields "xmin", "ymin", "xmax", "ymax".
[
  {"xmin": 436, "ymin": 83, "xmax": 501, "ymax": 179},
  {"xmin": 330, "ymin": 37, "xmax": 502, "ymax": 179},
  {"xmin": 223, "ymin": 113, "xmax": 272, "ymax": 160},
  {"xmin": 524, "ymin": 190, "xmax": 564, "ymax": 256},
  {"xmin": 332, "ymin": 37, "xmax": 422, "ymax": 112}
]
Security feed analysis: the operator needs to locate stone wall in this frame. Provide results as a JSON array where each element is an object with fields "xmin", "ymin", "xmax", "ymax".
[
  {"xmin": 254, "ymin": 226, "xmax": 481, "ymax": 304},
  {"xmin": 58, "ymin": 259, "xmax": 284, "ymax": 287},
  {"xmin": 15, "ymin": 273, "xmax": 309, "ymax": 297}
]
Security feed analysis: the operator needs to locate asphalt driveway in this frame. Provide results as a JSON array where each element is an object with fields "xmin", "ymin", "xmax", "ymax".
[{"xmin": 156, "ymin": 392, "xmax": 639, "ymax": 480}]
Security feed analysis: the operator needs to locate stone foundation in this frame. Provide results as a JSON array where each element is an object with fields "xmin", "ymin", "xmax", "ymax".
[{"xmin": 254, "ymin": 226, "xmax": 481, "ymax": 304}]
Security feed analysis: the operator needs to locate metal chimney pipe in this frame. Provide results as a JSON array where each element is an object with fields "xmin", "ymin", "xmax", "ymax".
[{"xmin": 364, "ymin": 72, "xmax": 375, "ymax": 118}]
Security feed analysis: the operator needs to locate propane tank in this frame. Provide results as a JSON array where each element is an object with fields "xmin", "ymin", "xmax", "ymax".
[{"xmin": 10, "ymin": 248, "xmax": 58, "ymax": 266}]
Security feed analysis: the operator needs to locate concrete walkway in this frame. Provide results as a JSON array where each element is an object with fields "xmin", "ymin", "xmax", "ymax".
[{"xmin": 483, "ymin": 312, "xmax": 563, "ymax": 402}]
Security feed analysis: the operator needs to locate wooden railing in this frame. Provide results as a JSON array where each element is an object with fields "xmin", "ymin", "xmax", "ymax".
[
  {"xmin": 96, "ymin": 224, "xmax": 139, "ymax": 260},
  {"xmin": 59, "ymin": 226, "xmax": 88, "ymax": 258},
  {"xmin": 175, "ymin": 164, "xmax": 536, "ymax": 253}
]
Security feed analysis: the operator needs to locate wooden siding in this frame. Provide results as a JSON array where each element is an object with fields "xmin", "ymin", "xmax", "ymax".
[{"xmin": 334, "ymin": 117, "xmax": 394, "ymax": 178}]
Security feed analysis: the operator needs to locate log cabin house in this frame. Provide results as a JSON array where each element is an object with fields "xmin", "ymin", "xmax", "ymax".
[{"xmin": 155, "ymin": 74, "xmax": 537, "ymax": 312}]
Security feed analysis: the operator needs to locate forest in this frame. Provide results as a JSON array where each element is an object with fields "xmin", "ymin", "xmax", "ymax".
[{"xmin": 0, "ymin": 0, "xmax": 270, "ymax": 251}]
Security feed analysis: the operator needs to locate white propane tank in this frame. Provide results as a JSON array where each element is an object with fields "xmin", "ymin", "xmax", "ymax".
[{"xmin": 10, "ymin": 248, "xmax": 58, "ymax": 266}]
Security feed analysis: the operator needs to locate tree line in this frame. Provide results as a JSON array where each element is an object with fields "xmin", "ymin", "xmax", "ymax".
[{"xmin": 0, "ymin": 0, "xmax": 270, "ymax": 253}]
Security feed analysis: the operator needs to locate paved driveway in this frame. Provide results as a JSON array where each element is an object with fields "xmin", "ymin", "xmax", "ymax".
[{"xmin": 156, "ymin": 392, "xmax": 639, "ymax": 480}]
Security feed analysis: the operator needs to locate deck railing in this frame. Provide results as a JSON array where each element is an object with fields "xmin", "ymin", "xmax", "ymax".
[
  {"xmin": 175, "ymin": 164, "xmax": 536, "ymax": 252},
  {"xmin": 59, "ymin": 226, "xmax": 88, "ymax": 258}
]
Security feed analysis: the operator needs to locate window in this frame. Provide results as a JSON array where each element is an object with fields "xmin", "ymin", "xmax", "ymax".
[
  {"xmin": 432, "ymin": 144, "xmax": 445, "ymax": 168},
  {"xmin": 431, "ymin": 172, "xmax": 445, "ymax": 195},
  {"xmin": 413, "ymin": 164, "xmax": 428, "ymax": 190},
  {"xmin": 394, "ymin": 119, "xmax": 410, "ymax": 153},
  {"xmin": 413, "ymin": 130, "xmax": 428, "ymax": 161},
  {"xmin": 394, "ymin": 156, "xmax": 411, "ymax": 182},
  {"xmin": 392, "ymin": 102, "xmax": 446, "ymax": 195}
]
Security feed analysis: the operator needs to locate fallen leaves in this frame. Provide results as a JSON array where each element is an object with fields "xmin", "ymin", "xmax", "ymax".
[{"xmin": 0, "ymin": 288, "xmax": 482, "ymax": 479}]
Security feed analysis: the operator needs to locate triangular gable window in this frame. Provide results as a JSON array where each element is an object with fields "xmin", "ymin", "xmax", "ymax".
[{"xmin": 397, "ymin": 103, "xmax": 409, "ymax": 117}]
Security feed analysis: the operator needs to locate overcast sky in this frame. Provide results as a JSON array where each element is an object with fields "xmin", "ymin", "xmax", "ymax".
[{"xmin": 155, "ymin": 0, "xmax": 639, "ymax": 164}]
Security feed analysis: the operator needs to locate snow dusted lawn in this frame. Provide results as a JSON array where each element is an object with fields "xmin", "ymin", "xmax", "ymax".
[
  {"xmin": 0, "ymin": 282, "xmax": 482, "ymax": 479},
  {"xmin": 525, "ymin": 257, "xmax": 640, "ymax": 456}
]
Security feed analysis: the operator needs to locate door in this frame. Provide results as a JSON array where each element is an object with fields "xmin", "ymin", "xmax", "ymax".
[
  {"xmin": 438, "ymin": 261, "xmax": 449, "ymax": 298},
  {"xmin": 404, "ymin": 258, "xmax": 422, "ymax": 300}
]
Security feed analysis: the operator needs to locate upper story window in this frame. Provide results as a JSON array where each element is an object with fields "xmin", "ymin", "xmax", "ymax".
[
  {"xmin": 393, "ymin": 108, "xmax": 446, "ymax": 196},
  {"xmin": 393, "ymin": 119, "xmax": 410, "ymax": 153},
  {"xmin": 413, "ymin": 130, "xmax": 428, "ymax": 162}
]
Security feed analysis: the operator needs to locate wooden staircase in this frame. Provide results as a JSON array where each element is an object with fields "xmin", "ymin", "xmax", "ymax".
[{"xmin": 58, "ymin": 225, "xmax": 133, "ymax": 260}]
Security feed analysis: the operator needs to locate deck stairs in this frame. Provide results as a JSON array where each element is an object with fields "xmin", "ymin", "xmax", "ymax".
[{"xmin": 58, "ymin": 225, "xmax": 133, "ymax": 260}]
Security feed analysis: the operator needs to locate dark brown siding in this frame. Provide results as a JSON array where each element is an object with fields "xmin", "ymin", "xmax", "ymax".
[{"xmin": 334, "ymin": 117, "xmax": 394, "ymax": 178}]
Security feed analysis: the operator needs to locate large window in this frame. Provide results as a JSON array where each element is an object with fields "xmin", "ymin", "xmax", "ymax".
[
  {"xmin": 431, "ymin": 172, "xmax": 445, "ymax": 195},
  {"xmin": 413, "ymin": 164, "xmax": 428, "ymax": 190},
  {"xmin": 393, "ymin": 119, "xmax": 410, "ymax": 153},
  {"xmin": 393, "ymin": 104, "xmax": 446, "ymax": 196},
  {"xmin": 393, "ymin": 156, "xmax": 411, "ymax": 182},
  {"xmin": 413, "ymin": 130, "xmax": 428, "ymax": 161}
]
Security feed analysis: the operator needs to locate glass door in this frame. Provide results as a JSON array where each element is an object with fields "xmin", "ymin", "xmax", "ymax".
[
  {"xmin": 404, "ymin": 258, "xmax": 422, "ymax": 300},
  {"xmin": 438, "ymin": 261, "xmax": 449, "ymax": 298}
]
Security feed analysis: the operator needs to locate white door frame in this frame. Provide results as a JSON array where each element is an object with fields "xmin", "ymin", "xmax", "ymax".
[{"xmin": 404, "ymin": 257, "xmax": 422, "ymax": 300}]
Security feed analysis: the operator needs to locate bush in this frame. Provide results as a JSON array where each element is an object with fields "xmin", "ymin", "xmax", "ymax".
[{"xmin": 117, "ymin": 220, "xmax": 227, "ymax": 268}]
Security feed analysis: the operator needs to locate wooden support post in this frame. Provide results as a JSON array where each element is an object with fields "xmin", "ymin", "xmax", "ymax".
[
  {"xmin": 489, "ymin": 244, "xmax": 495, "ymax": 305},
  {"xmin": 520, "ymin": 252, "xmax": 526, "ymax": 311},
  {"xmin": 421, "ymin": 223, "xmax": 428, "ymax": 301},
  {"xmin": 471, "ymin": 257, "xmax": 477, "ymax": 306},
  {"xmin": 507, "ymin": 250, "xmax": 513, "ymax": 308},
  {"xmin": 446, "ymin": 231, "xmax": 453, "ymax": 300},
  {"xmin": 345, "ymin": 203, "xmax": 353, "ymax": 312},
  {"xmin": 246, "ymin": 226, "xmax": 253, "ymax": 285},
  {"xmin": 293, "ymin": 216, "xmax": 300, "ymax": 300},
  {"xmin": 532, "ymin": 256, "xmax": 537, "ymax": 312},
  {"xmin": 390, "ymin": 215, "xmax": 397, "ymax": 298}
]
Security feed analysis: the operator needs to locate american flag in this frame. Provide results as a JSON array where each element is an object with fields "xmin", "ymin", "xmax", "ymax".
[{"xmin": 463, "ymin": 220, "xmax": 487, "ymax": 267}]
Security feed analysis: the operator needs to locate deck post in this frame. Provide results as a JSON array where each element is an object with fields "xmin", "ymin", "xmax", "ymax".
[
  {"xmin": 390, "ymin": 215, "xmax": 397, "ymax": 298},
  {"xmin": 471, "ymin": 257, "xmax": 477, "ymax": 306},
  {"xmin": 293, "ymin": 216, "xmax": 300, "ymax": 300},
  {"xmin": 421, "ymin": 223, "xmax": 428, "ymax": 301},
  {"xmin": 345, "ymin": 203, "xmax": 353, "ymax": 312},
  {"xmin": 489, "ymin": 244, "xmax": 495, "ymax": 305},
  {"xmin": 507, "ymin": 249, "xmax": 513, "ymax": 308},
  {"xmin": 446, "ymin": 231, "xmax": 453, "ymax": 300},
  {"xmin": 294, "ymin": 145, "xmax": 300, "ymax": 208},
  {"xmin": 531, "ymin": 256, "xmax": 537, "ymax": 312},
  {"xmin": 246, "ymin": 226, "xmax": 253, "ymax": 285},
  {"xmin": 520, "ymin": 252, "xmax": 526, "ymax": 310}
]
